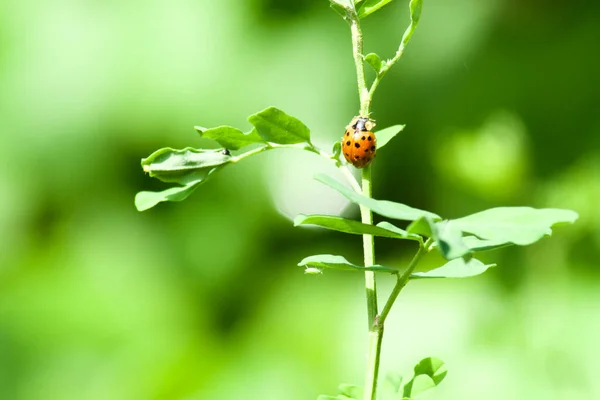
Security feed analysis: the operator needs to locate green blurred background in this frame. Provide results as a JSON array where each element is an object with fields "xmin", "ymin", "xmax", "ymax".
[{"xmin": 1, "ymin": 0, "xmax": 598, "ymax": 399}]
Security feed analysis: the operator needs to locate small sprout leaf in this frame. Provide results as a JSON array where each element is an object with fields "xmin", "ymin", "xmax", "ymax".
[
  {"xmin": 357, "ymin": 0, "xmax": 394, "ymax": 19},
  {"xmin": 409, "ymin": 0, "xmax": 423, "ymax": 26},
  {"xmin": 451, "ymin": 207, "xmax": 579, "ymax": 246},
  {"xmin": 365, "ymin": 53, "xmax": 382, "ymax": 74},
  {"xmin": 295, "ymin": 214, "xmax": 421, "ymax": 241},
  {"xmin": 402, "ymin": 357, "xmax": 447, "ymax": 398},
  {"xmin": 332, "ymin": 141, "xmax": 342, "ymax": 160},
  {"xmin": 410, "ymin": 258, "xmax": 495, "ymax": 280},
  {"xmin": 401, "ymin": 0, "xmax": 423, "ymax": 46},
  {"xmin": 298, "ymin": 254, "xmax": 398, "ymax": 274},
  {"xmin": 141, "ymin": 147, "xmax": 232, "ymax": 185},
  {"xmin": 248, "ymin": 106, "xmax": 311, "ymax": 144},
  {"xmin": 376, "ymin": 125, "xmax": 406, "ymax": 150},
  {"xmin": 315, "ymin": 174, "xmax": 441, "ymax": 222},
  {"xmin": 195, "ymin": 125, "xmax": 264, "ymax": 150}
]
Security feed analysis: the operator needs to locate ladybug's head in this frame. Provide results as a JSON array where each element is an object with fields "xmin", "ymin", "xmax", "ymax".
[{"xmin": 354, "ymin": 117, "xmax": 374, "ymax": 132}]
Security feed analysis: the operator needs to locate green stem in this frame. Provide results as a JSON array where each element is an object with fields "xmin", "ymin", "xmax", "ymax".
[
  {"xmin": 349, "ymin": 7, "xmax": 380, "ymax": 400},
  {"xmin": 350, "ymin": 15, "xmax": 369, "ymax": 117},
  {"xmin": 361, "ymin": 166, "xmax": 380, "ymax": 400},
  {"xmin": 347, "ymin": 4, "xmax": 423, "ymax": 398}
]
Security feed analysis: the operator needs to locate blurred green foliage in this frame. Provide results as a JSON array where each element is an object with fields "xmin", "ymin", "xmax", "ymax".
[{"xmin": 0, "ymin": 0, "xmax": 598, "ymax": 399}]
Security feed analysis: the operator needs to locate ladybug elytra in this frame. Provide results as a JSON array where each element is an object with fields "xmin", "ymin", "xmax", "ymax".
[{"xmin": 342, "ymin": 116, "xmax": 377, "ymax": 168}]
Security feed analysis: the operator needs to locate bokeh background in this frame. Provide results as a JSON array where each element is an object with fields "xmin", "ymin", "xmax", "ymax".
[{"xmin": 1, "ymin": 0, "xmax": 598, "ymax": 399}]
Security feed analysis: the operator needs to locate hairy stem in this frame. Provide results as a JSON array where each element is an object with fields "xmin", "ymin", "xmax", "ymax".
[{"xmin": 350, "ymin": 16, "xmax": 369, "ymax": 117}]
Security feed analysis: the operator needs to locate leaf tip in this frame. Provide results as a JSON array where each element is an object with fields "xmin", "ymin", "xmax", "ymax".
[
  {"xmin": 293, "ymin": 214, "xmax": 308, "ymax": 227},
  {"xmin": 134, "ymin": 191, "xmax": 156, "ymax": 212}
]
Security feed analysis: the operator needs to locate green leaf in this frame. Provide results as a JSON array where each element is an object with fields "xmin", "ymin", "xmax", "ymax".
[
  {"xmin": 409, "ymin": 0, "xmax": 422, "ymax": 26},
  {"xmin": 357, "ymin": 0, "xmax": 394, "ymax": 19},
  {"xmin": 407, "ymin": 216, "xmax": 433, "ymax": 237},
  {"xmin": 330, "ymin": 2, "xmax": 350, "ymax": 20},
  {"xmin": 376, "ymin": 125, "xmax": 406, "ymax": 150},
  {"xmin": 295, "ymin": 214, "xmax": 421, "ymax": 241},
  {"xmin": 431, "ymin": 220, "xmax": 470, "ymax": 260},
  {"xmin": 376, "ymin": 221, "xmax": 423, "ymax": 242},
  {"xmin": 317, "ymin": 396, "xmax": 352, "ymax": 400},
  {"xmin": 402, "ymin": 357, "xmax": 447, "ymax": 398},
  {"xmin": 315, "ymin": 174, "xmax": 441, "ymax": 222},
  {"xmin": 451, "ymin": 207, "xmax": 579, "ymax": 246},
  {"xmin": 195, "ymin": 126, "xmax": 264, "ymax": 150},
  {"xmin": 410, "ymin": 258, "xmax": 495, "ymax": 279},
  {"xmin": 365, "ymin": 53, "xmax": 382, "ymax": 74},
  {"xmin": 141, "ymin": 147, "xmax": 231, "ymax": 185},
  {"xmin": 401, "ymin": 0, "xmax": 423, "ymax": 46},
  {"xmin": 332, "ymin": 141, "xmax": 342, "ymax": 160},
  {"xmin": 248, "ymin": 106, "xmax": 311, "ymax": 145},
  {"xmin": 298, "ymin": 254, "xmax": 398, "ymax": 274},
  {"xmin": 338, "ymin": 383, "xmax": 362, "ymax": 399},
  {"xmin": 462, "ymin": 236, "xmax": 514, "ymax": 252},
  {"xmin": 134, "ymin": 180, "xmax": 204, "ymax": 211}
]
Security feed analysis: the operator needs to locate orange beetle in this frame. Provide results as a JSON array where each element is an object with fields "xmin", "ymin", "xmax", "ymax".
[{"xmin": 342, "ymin": 116, "xmax": 377, "ymax": 168}]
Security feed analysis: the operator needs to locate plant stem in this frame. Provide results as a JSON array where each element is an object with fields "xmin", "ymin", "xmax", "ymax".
[
  {"xmin": 360, "ymin": 166, "xmax": 381, "ymax": 400},
  {"xmin": 346, "ymin": 3, "xmax": 422, "ymax": 398},
  {"xmin": 349, "ymin": 8, "xmax": 381, "ymax": 400},
  {"xmin": 350, "ymin": 16, "xmax": 369, "ymax": 117}
]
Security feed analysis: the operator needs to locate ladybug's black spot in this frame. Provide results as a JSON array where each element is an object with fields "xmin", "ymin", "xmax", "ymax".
[
  {"xmin": 355, "ymin": 155, "xmax": 360, "ymax": 160},
  {"xmin": 346, "ymin": 132, "xmax": 349, "ymax": 136},
  {"xmin": 361, "ymin": 136, "xmax": 366, "ymax": 141},
  {"xmin": 346, "ymin": 141, "xmax": 351, "ymax": 146},
  {"xmin": 354, "ymin": 143, "xmax": 360, "ymax": 148},
  {"xmin": 371, "ymin": 146, "xmax": 376, "ymax": 151},
  {"xmin": 367, "ymin": 136, "xmax": 372, "ymax": 141},
  {"xmin": 365, "ymin": 149, "xmax": 369, "ymax": 153},
  {"xmin": 345, "ymin": 153, "xmax": 349, "ymax": 157}
]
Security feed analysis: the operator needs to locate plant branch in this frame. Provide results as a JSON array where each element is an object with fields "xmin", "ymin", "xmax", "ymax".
[
  {"xmin": 232, "ymin": 142, "xmax": 362, "ymax": 192},
  {"xmin": 366, "ymin": 0, "xmax": 421, "ymax": 110},
  {"xmin": 377, "ymin": 238, "xmax": 432, "ymax": 327}
]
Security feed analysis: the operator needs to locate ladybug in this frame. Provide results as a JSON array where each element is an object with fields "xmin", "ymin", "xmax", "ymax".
[{"xmin": 342, "ymin": 116, "xmax": 377, "ymax": 168}]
